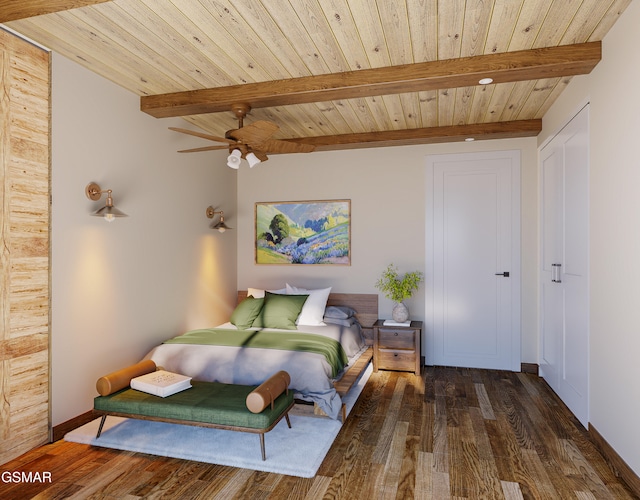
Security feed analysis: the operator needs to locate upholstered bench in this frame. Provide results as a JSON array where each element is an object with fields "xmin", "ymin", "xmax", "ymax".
[{"xmin": 93, "ymin": 361, "xmax": 294, "ymax": 460}]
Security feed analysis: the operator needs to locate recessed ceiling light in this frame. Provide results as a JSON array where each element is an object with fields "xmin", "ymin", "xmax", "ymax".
[
  {"xmin": 479, "ymin": 77, "xmax": 494, "ymax": 85},
  {"xmin": 465, "ymin": 137, "xmax": 475, "ymax": 142}
]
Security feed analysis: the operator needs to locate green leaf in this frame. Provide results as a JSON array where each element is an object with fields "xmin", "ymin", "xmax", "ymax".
[{"xmin": 375, "ymin": 264, "xmax": 423, "ymax": 302}]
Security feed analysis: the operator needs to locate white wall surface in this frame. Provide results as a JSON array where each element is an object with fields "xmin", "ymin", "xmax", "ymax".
[
  {"xmin": 51, "ymin": 53, "xmax": 237, "ymax": 425},
  {"xmin": 539, "ymin": 0, "xmax": 640, "ymax": 475},
  {"xmin": 237, "ymin": 138, "xmax": 539, "ymax": 363}
]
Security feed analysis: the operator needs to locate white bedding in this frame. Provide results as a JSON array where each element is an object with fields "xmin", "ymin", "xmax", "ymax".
[{"xmin": 142, "ymin": 322, "xmax": 366, "ymax": 419}]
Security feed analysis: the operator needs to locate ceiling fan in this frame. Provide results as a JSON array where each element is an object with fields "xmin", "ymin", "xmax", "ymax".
[{"xmin": 169, "ymin": 103, "xmax": 315, "ymax": 168}]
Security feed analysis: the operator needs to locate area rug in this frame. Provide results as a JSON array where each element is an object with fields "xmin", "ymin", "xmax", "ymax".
[{"xmin": 64, "ymin": 364, "xmax": 371, "ymax": 478}]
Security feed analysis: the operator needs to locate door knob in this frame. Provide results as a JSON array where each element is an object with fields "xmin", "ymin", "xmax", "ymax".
[{"xmin": 495, "ymin": 272, "xmax": 510, "ymax": 277}]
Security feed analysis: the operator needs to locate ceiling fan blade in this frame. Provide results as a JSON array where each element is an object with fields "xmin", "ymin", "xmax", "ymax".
[
  {"xmin": 257, "ymin": 139, "xmax": 316, "ymax": 154},
  {"xmin": 169, "ymin": 127, "xmax": 235, "ymax": 144},
  {"xmin": 250, "ymin": 150, "xmax": 269, "ymax": 162},
  {"xmin": 228, "ymin": 120, "xmax": 279, "ymax": 143},
  {"xmin": 178, "ymin": 145, "xmax": 231, "ymax": 153}
]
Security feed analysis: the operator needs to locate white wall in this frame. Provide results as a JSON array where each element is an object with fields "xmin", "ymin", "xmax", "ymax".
[
  {"xmin": 237, "ymin": 138, "xmax": 539, "ymax": 363},
  {"xmin": 48, "ymin": 47, "xmax": 539, "ymax": 429},
  {"xmin": 51, "ymin": 53, "xmax": 238, "ymax": 425},
  {"xmin": 539, "ymin": 1, "xmax": 640, "ymax": 475}
]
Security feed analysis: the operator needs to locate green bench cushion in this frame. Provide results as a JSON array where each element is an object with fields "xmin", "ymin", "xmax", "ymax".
[{"xmin": 94, "ymin": 380, "xmax": 294, "ymax": 429}]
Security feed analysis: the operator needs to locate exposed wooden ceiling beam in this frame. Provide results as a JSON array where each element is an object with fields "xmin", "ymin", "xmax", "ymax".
[
  {"xmin": 276, "ymin": 120, "xmax": 542, "ymax": 152},
  {"xmin": 141, "ymin": 42, "xmax": 601, "ymax": 119},
  {"xmin": 0, "ymin": 0, "xmax": 111, "ymax": 23}
]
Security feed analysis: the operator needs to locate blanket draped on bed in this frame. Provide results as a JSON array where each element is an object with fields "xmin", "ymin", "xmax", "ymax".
[{"xmin": 163, "ymin": 328, "xmax": 348, "ymax": 378}]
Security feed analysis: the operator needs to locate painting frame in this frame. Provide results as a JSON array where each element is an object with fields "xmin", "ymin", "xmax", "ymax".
[{"xmin": 255, "ymin": 199, "xmax": 351, "ymax": 265}]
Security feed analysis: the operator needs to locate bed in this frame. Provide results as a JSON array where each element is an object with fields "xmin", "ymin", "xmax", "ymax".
[{"xmin": 142, "ymin": 289, "xmax": 377, "ymax": 419}]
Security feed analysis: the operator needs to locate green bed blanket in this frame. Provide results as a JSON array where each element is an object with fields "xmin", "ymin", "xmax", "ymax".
[{"xmin": 163, "ymin": 328, "xmax": 348, "ymax": 377}]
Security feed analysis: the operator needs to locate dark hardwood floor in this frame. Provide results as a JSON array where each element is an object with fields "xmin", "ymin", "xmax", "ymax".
[{"xmin": 1, "ymin": 367, "xmax": 637, "ymax": 499}]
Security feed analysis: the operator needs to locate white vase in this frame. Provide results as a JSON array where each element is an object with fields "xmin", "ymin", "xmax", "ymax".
[{"xmin": 392, "ymin": 302, "xmax": 409, "ymax": 322}]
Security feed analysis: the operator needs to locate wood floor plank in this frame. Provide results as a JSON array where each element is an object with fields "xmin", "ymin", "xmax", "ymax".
[
  {"xmin": 433, "ymin": 400, "xmax": 450, "ymax": 473},
  {"xmin": 484, "ymin": 415, "xmax": 521, "ymax": 482},
  {"xmin": 520, "ymin": 447, "xmax": 561, "ymax": 499},
  {"xmin": 335, "ymin": 454, "xmax": 373, "ymax": 500},
  {"xmin": 501, "ymin": 480, "xmax": 524, "ymax": 500},
  {"xmin": 433, "ymin": 469, "xmax": 453, "ymax": 499},
  {"xmin": 415, "ymin": 451, "xmax": 434, "ymax": 499},
  {"xmin": 381, "ymin": 420, "xmax": 408, "ymax": 496},
  {"xmin": 396, "ymin": 434, "xmax": 418, "ymax": 500},
  {"xmin": 205, "ymin": 468, "xmax": 254, "ymax": 499},
  {"xmin": 360, "ymin": 462, "xmax": 386, "ymax": 498},
  {"xmin": 416, "ymin": 400, "xmax": 434, "ymax": 453},
  {"xmin": 371, "ymin": 377, "xmax": 406, "ymax": 464},
  {"xmin": 475, "ymin": 382, "xmax": 497, "ymax": 420},
  {"xmin": 1, "ymin": 367, "xmax": 638, "ymax": 499},
  {"xmin": 302, "ymin": 475, "xmax": 330, "ymax": 499}
]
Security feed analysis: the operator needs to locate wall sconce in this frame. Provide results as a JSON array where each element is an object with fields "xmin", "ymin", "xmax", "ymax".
[
  {"xmin": 85, "ymin": 182, "xmax": 128, "ymax": 222},
  {"xmin": 206, "ymin": 206, "xmax": 232, "ymax": 232}
]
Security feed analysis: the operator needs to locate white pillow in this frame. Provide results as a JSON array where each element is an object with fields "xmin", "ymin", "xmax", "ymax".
[
  {"xmin": 286, "ymin": 284, "xmax": 332, "ymax": 326},
  {"xmin": 247, "ymin": 287, "xmax": 286, "ymax": 298}
]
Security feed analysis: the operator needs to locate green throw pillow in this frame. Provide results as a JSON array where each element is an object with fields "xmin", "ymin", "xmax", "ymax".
[
  {"xmin": 230, "ymin": 296, "xmax": 265, "ymax": 330},
  {"xmin": 252, "ymin": 292, "xmax": 309, "ymax": 330}
]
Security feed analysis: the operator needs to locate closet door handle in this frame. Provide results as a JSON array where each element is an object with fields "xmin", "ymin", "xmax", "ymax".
[
  {"xmin": 495, "ymin": 272, "xmax": 510, "ymax": 277},
  {"xmin": 552, "ymin": 263, "xmax": 562, "ymax": 283}
]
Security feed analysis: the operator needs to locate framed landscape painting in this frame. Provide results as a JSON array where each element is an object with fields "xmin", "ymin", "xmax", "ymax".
[{"xmin": 255, "ymin": 200, "xmax": 351, "ymax": 265}]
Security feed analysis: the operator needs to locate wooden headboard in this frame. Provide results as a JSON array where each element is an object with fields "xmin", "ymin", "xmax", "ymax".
[{"xmin": 236, "ymin": 291, "xmax": 378, "ymax": 331}]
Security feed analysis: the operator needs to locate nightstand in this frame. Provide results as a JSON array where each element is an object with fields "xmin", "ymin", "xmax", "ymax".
[{"xmin": 373, "ymin": 319, "xmax": 422, "ymax": 375}]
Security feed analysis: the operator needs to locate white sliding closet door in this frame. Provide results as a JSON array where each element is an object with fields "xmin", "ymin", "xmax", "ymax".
[{"xmin": 540, "ymin": 105, "xmax": 590, "ymax": 428}]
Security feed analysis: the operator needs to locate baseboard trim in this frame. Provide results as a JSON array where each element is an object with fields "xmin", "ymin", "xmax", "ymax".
[
  {"xmin": 589, "ymin": 423, "xmax": 640, "ymax": 497},
  {"xmin": 520, "ymin": 362, "xmax": 539, "ymax": 375},
  {"xmin": 52, "ymin": 410, "xmax": 98, "ymax": 442}
]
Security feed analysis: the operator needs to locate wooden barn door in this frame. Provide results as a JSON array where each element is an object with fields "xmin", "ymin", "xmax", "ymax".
[{"xmin": 0, "ymin": 29, "xmax": 51, "ymax": 464}]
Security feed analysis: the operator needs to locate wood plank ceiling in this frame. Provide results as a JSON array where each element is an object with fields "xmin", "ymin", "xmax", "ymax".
[{"xmin": 1, "ymin": 0, "xmax": 632, "ymax": 151}]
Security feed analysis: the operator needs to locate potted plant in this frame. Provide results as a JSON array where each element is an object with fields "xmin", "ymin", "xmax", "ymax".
[{"xmin": 375, "ymin": 264, "xmax": 424, "ymax": 322}]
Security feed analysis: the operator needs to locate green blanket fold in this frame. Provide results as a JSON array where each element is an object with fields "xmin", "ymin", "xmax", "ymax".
[{"xmin": 163, "ymin": 328, "xmax": 348, "ymax": 377}]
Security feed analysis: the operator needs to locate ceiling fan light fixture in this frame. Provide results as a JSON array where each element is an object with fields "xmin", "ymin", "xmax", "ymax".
[
  {"xmin": 226, "ymin": 149, "xmax": 242, "ymax": 169},
  {"xmin": 246, "ymin": 152, "xmax": 261, "ymax": 168}
]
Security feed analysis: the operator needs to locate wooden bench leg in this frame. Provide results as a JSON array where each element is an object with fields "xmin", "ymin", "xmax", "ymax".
[
  {"xmin": 260, "ymin": 411, "xmax": 292, "ymax": 460},
  {"xmin": 96, "ymin": 415, "xmax": 107, "ymax": 438}
]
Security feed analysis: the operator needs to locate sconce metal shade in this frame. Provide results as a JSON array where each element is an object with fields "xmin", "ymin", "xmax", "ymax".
[
  {"xmin": 206, "ymin": 206, "xmax": 232, "ymax": 232},
  {"xmin": 85, "ymin": 182, "xmax": 128, "ymax": 222},
  {"xmin": 226, "ymin": 149, "xmax": 242, "ymax": 169},
  {"xmin": 92, "ymin": 203, "xmax": 128, "ymax": 222},
  {"xmin": 213, "ymin": 218, "xmax": 231, "ymax": 233}
]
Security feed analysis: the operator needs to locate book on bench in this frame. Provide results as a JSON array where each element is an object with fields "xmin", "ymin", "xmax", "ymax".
[{"xmin": 130, "ymin": 370, "xmax": 192, "ymax": 397}]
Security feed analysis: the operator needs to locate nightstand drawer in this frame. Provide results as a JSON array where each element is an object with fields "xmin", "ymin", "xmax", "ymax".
[
  {"xmin": 377, "ymin": 328, "xmax": 416, "ymax": 349},
  {"xmin": 378, "ymin": 348, "xmax": 416, "ymax": 372}
]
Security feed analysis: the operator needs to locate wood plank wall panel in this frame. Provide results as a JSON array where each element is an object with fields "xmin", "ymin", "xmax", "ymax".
[{"xmin": 0, "ymin": 29, "xmax": 51, "ymax": 466}]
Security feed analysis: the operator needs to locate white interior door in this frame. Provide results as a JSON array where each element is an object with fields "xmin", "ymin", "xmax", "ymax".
[
  {"xmin": 426, "ymin": 151, "xmax": 521, "ymax": 370},
  {"xmin": 540, "ymin": 105, "xmax": 590, "ymax": 428}
]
